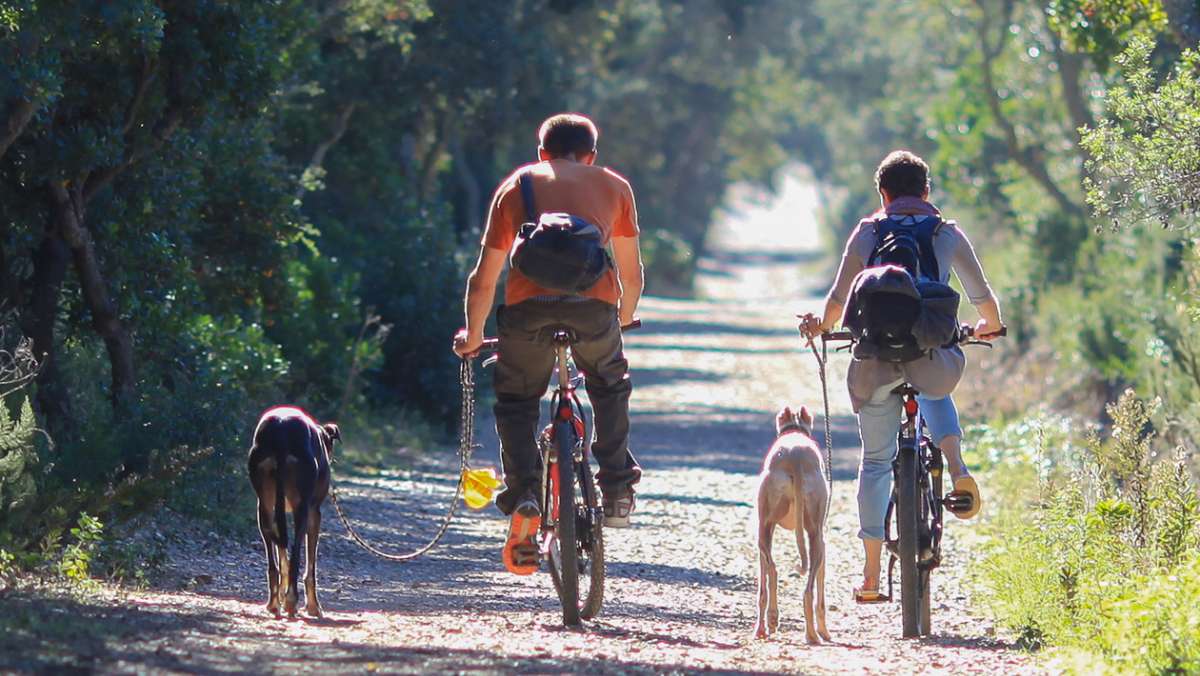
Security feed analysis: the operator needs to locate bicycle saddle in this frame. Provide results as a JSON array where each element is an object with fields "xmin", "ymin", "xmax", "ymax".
[{"xmin": 542, "ymin": 326, "xmax": 578, "ymax": 345}]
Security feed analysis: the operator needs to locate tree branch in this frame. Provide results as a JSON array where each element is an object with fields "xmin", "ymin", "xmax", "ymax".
[
  {"xmin": 82, "ymin": 105, "xmax": 183, "ymax": 204},
  {"xmin": 295, "ymin": 102, "xmax": 356, "ymax": 202},
  {"xmin": 121, "ymin": 57, "xmax": 158, "ymax": 137},
  {"xmin": 975, "ymin": 0, "xmax": 1084, "ymax": 218}
]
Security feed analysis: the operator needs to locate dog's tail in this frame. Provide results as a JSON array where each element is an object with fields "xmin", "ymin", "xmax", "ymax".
[{"xmin": 258, "ymin": 417, "xmax": 299, "ymax": 550}]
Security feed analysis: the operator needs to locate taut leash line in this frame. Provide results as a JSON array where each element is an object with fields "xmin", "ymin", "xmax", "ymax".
[
  {"xmin": 327, "ymin": 357, "xmax": 478, "ymax": 561},
  {"xmin": 806, "ymin": 335, "xmax": 835, "ymax": 527}
]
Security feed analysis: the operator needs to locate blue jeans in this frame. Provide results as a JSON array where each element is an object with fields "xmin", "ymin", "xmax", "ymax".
[{"xmin": 855, "ymin": 381, "xmax": 963, "ymax": 540}]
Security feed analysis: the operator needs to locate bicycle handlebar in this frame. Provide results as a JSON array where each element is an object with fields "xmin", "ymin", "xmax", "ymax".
[
  {"xmin": 818, "ymin": 324, "xmax": 1007, "ymax": 345},
  {"xmin": 470, "ymin": 317, "xmax": 642, "ymax": 358}
]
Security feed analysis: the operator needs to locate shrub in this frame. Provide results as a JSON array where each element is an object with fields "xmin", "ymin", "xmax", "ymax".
[{"xmin": 978, "ymin": 390, "xmax": 1200, "ymax": 671}]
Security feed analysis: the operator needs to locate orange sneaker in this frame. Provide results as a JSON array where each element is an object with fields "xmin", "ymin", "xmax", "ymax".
[{"xmin": 502, "ymin": 494, "xmax": 541, "ymax": 575}]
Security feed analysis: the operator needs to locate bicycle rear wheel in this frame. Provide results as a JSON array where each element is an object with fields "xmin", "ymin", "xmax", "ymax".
[
  {"xmin": 548, "ymin": 419, "xmax": 581, "ymax": 626},
  {"xmin": 895, "ymin": 444, "xmax": 922, "ymax": 638}
]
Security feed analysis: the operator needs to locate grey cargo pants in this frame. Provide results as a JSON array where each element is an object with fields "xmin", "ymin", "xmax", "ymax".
[{"xmin": 492, "ymin": 297, "xmax": 641, "ymax": 515}]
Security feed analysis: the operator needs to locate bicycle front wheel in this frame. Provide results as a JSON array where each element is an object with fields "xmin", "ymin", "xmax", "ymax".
[
  {"xmin": 895, "ymin": 444, "xmax": 922, "ymax": 638},
  {"xmin": 548, "ymin": 419, "xmax": 581, "ymax": 626}
]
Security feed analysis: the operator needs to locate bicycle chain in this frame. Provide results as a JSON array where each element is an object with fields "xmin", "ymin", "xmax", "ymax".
[{"xmin": 327, "ymin": 357, "xmax": 478, "ymax": 561}]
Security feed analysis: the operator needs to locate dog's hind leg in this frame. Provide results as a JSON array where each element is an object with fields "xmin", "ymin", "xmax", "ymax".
[
  {"xmin": 286, "ymin": 499, "xmax": 308, "ymax": 619},
  {"xmin": 304, "ymin": 506, "xmax": 323, "ymax": 618},
  {"xmin": 257, "ymin": 502, "xmax": 281, "ymax": 618},
  {"xmin": 753, "ymin": 519, "xmax": 777, "ymax": 639},
  {"xmin": 806, "ymin": 481, "xmax": 832, "ymax": 643}
]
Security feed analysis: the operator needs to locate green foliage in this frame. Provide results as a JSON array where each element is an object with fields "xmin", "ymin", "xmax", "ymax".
[
  {"xmin": 0, "ymin": 396, "xmax": 37, "ymax": 518},
  {"xmin": 978, "ymin": 391, "xmax": 1200, "ymax": 671},
  {"xmin": 1047, "ymin": 0, "xmax": 1167, "ymax": 68},
  {"xmin": 57, "ymin": 513, "xmax": 102, "ymax": 583},
  {"xmin": 638, "ymin": 230, "xmax": 694, "ymax": 298},
  {"xmin": 1083, "ymin": 37, "xmax": 1200, "ymax": 229}
]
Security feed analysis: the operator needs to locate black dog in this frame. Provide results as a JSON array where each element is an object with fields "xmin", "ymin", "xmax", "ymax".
[{"xmin": 247, "ymin": 407, "xmax": 338, "ymax": 619}]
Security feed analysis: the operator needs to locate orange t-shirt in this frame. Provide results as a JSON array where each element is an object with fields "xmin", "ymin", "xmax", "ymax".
[{"xmin": 482, "ymin": 159, "xmax": 639, "ymax": 306}]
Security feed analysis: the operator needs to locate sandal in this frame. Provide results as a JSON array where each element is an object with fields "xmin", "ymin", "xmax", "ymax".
[
  {"xmin": 947, "ymin": 474, "xmax": 982, "ymax": 520},
  {"xmin": 853, "ymin": 584, "xmax": 889, "ymax": 604},
  {"xmin": 502, "ymin": 509, "xmax": 541, "ymax": 575}
]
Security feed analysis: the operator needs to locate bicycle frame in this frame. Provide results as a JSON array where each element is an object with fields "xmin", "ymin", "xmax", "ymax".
[{"xmin": 538, "ymin": 338, "xmax": 591, "ymax": 538}]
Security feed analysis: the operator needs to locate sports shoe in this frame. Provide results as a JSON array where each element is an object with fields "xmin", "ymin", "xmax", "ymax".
[
  {"xmin": 502, "ymin": 491, "xmax": 541, "ymax": 575},
  {"xmin": 602, "ymin": 488, "xmax": 635, "ymax": 528}
]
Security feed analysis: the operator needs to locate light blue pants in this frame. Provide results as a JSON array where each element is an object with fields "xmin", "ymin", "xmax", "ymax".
[{"xmin": 856, "ymin": 381, "xmax": 963, "ymax": 540}]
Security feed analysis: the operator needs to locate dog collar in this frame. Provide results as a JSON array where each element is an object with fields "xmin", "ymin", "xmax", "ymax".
[{"xmin": 777, "ymin": 422, "xmax": 807, "ymax": 437}]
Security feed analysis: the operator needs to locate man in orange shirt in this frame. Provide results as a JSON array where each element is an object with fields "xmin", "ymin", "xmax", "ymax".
[{"xmin": 453, "ymin": 113, "xmax": 644, "ymax": 574}]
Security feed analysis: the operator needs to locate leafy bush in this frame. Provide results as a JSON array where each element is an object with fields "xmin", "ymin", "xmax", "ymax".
[
  {"xmin": 978, "ymin": 390, "xmax": 1200, "ymax": 671},
  {"xmin": 640, "ymin": 229, "xmax": 695, "ymax": 298}
]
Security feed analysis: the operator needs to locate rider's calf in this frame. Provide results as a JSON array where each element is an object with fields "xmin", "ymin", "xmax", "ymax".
[
  {"xmin": 247, "ymin": 407, "xmax": 338, "ymax": 619},
  {"xmin": 753, "ymin": 406, "xmax": 831, "ymax": 644}
]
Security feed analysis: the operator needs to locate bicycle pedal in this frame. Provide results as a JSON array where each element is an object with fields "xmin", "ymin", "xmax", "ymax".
[{"xmin": 944, "ymin": 493, "xmax": 974, "ymax": 513}]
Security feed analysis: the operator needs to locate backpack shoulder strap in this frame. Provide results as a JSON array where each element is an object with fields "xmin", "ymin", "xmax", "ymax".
[
  {"xmin": 867, "ymin": 215, "xmax": 893, "ymax": 266},
  {"xmin": 518, "ymin": 171, "xmax": 537, "ymax": 223},
  {"xmin": 914, "ymin": 216, "xmax": 942, "ymax": 281}
]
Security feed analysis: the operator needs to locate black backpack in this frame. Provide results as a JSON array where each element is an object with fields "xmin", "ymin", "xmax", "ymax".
[
  {"xmin": 844, "ymin": 215, "xmax": 960, "ymax": 363},
  {"xmin": 508, "ymin": 172, "xmax": 611, "ymax": 294}
]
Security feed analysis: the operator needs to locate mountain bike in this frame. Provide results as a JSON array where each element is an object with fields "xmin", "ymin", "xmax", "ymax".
[
  {"xmin": 480, "ymin": 318, "xmax": 639, "ymax": 626},
  {"xmin": 823, "ymin": 324, "xmax": 1004, "ymax": 638}
]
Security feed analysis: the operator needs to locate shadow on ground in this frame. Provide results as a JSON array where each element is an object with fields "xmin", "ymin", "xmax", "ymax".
[{"xmin": 0, "ymin": 586, "xmax": 771, "ymax": 674}]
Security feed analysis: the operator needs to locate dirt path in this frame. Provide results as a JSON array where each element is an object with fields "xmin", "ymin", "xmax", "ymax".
[{"xmin": 0, "ymin": 173, "xmax": 1036, "ymax": 674}]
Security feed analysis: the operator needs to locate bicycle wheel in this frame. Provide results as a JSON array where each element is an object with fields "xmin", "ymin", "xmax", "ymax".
[
  {"xmin": 548, "ymin": 419, "xmax": 581, "ymax": 626},
  {"xmin": 574, "ymin": 451, "xmax": 605, "ymax": 620},
  {"xmin": 895, "ymin": 443, "xmax": 922, "ymax": 638}
]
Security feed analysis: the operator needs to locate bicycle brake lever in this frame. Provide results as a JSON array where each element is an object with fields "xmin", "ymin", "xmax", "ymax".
[{"xmin": 482, "ymin": 355, "xmax": 499, "ymax": 367}]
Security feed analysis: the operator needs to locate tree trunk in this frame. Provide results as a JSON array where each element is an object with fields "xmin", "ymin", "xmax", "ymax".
[
  {"xmin": 48, "ymin": 182, "xmax": 137, "ymax": 406},
  {"xmin": 450, "ymin": 133, "xmax": 482, "ymax": 233},
  {"xmin": 0, "ymin": 99, "xmax": 37, "ymax": 163},
  {"xmin": 1163, "ymin": 0, "xmax": 1200, "ymax": 50},
  {"xmin": 26, "ymin": 228, "xmax": 72, "ymax": 435}
]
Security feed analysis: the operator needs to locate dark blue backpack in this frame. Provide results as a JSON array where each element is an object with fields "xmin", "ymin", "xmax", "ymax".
[
  {"xmin": 845, "ymin": 215, "xmax": 959, "ymax": 363},
  {"xmin": 508, "ymin": 172, "xmax": 611, "ymax": 293}
]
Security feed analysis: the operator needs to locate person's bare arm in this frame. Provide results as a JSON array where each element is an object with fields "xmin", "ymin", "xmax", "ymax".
[
  {"xmin": 973, "ymin": 295, "xmax": 1004, "ymax": 340},
  {"xmin": 611, "ymin": 235, "xmax": 643, "ymax": 326},
  {"xmin": 800, "ymin": 225, "xmax": 865, "ymax": 339},
  {"xmin": 951, "ymin": 226, "xmax": 1004, "ymax": 339},
  {"xmin": 453, "ymin": 246, "xmax": 507, "ymax": 356}
]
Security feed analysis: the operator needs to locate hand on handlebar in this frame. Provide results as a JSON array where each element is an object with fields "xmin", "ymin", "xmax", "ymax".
[
  {"xmin": 972, "ymin": 318, "xmax": 1005, "ymax": 342},
  {"xmin": 797, "ymin": 312, "xmax": 825, "ymax": 340},
  {"xmin": 452, "ymin": 328, "xmax": 483, "ymax": 358}
]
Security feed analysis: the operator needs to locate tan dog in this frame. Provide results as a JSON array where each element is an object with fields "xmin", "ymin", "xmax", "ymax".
[{"xmin": 753, "ymin": 405, "xmax": 831, "ymax": 643}]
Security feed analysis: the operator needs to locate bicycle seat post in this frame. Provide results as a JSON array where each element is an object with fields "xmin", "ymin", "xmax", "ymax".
[{"xmin": 552, "ymin": 329, "xmax": 576, "ymax": 394}]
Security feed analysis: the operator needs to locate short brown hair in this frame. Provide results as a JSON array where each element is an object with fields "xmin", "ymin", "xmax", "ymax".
[
  {"xmin": 874, "ymin": 150, "xmax": 930, "ymax": 198},
  {"xmin": 538, "ymin": 113, "xmax": 598, "ymax": 158}
]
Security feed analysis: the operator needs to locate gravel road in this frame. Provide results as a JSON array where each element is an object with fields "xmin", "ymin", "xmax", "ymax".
[{"xmin": 0, "ymin": 173, "xmax": 1038, "ymax": 674}]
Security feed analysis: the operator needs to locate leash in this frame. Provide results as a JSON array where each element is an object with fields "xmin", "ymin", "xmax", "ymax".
[
  {"xmin": 805, "ymin": 335, "xmax": 835, "ymax": 527},
  {"xmin": 327, "ymin": 357, "xmax": 479, "ymax": 561}
]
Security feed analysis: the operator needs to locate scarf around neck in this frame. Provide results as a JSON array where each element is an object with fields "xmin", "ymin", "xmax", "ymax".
[{"xmin": 873, "ymin": 195, "xmax": 940, "ymax": 218}]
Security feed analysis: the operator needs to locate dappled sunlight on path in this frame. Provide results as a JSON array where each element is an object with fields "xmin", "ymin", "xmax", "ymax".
[{"xmin": 0, "ymin": 169, "xmax": 1036, "ymax": 674}]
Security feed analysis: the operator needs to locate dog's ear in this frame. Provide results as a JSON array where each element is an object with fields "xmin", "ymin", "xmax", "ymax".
[
  {"xmin": 797, "ymin": 406, "xmax": 813, "ymax": 430},
  {"xmin": 323, "ymin": 423, "xmax": 341, "ymax": 442},
  {"xmin": 775, "ymin": 406, "xmax": 794, "ymax": 434}
]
